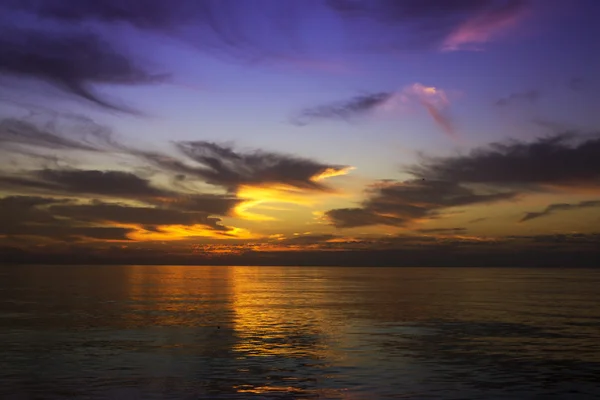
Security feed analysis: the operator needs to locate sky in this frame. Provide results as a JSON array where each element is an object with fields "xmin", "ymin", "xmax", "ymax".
[{"xmin": 1, "ymin": 0, "xmax": 599, "ymax": 266}]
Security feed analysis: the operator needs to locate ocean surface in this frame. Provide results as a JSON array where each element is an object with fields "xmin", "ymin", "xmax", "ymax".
[{"xmin": 0, "ymin": 266, "xmax": 599, "ymax": 399}]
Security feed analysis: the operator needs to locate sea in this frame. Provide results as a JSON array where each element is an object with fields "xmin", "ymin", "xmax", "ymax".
[{"xmin": 0, "ymin": 265, "xmax": 599, "ymax": 399}]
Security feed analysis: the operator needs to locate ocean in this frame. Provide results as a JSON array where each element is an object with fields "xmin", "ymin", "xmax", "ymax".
[{"xmin": 1, "ymin": 265, "xmax": 599, "ymax": 399}]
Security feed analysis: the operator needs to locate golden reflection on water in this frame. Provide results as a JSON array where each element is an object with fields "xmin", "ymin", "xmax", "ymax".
[
  {"xmin": 126, "ymin": 265, "xmax": 234, "ymax": 327},
  {"xmin": 231, "ymin": 267, "xmax": 330, "ymax": 354},
  {"xmin": 230, "ymin": 266, "xmax": 350, "ymax": 397}
]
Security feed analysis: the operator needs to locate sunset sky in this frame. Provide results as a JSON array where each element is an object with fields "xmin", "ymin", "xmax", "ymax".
[{"xmin": 1, "ymin": 0, "xmax": 599, "ymax": 266}]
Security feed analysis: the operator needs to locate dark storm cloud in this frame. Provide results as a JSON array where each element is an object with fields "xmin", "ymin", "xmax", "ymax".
[
  {"xmin": 520, "ymin": 200, "xmax": 600, "ymax": 222},
  {"xmin": 410, "ymin": 133, "xmax": 600, "ymax": 187},
  {"xmin": 138, "ymin": 141, "xmax": 349, "ymax": 191},
  {"xmin": 495, "ymin": 90, "xmax": 540, "ymax": 106},
  {"xmin": 326, "ymin": 179, "xmax": 516, "ymax": 228},
  {"xmin": 0, "ymin": 28, "xmax": 163, "ymax": 111},
  {"xmin": 292, "ymin": 92, "xmax": 392, "ymax": 125}
]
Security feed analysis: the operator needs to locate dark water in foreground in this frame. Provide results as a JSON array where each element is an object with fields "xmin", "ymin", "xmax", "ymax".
[{"xmin": 0, "ymin": 266, "xmax": 599, "ymax": 399}]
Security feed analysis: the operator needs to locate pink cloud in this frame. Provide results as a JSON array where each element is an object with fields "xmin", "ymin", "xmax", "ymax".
[
  {"xmin": 378, "ymin": 83, "xmax": 457, "ymax": 139},
  {"xmin": 441, "ymin": 2, "xmax": 530, "ymax": 51}
]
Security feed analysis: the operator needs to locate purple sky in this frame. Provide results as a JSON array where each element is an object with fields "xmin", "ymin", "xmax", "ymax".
[{"xmin": 1, "ymin": 0, "xmax": 600, "ymax": 265}]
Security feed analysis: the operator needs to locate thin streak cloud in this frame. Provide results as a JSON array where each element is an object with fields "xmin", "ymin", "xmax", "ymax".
[{"xmin": 520, "ymin": 200, "xmax": 600, "ymax": 222}]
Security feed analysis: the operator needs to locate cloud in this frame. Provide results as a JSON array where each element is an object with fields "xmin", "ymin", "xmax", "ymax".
[
  {"xmin": 142, "ymin": 141, "xmax": 352, "ymax": 222},
  {"xmin": 0, "ymin": 194, "xmax": 237, "ymax": 244},
  {"xmin": 410, "ymin": 133, "xmax": 600, "ymax": 188},
  {"xmin": 508, "ymin": 232, "xmax": 600, "ymax": 246},
  {"xmin": 138, "ymin": 141, "xmax": 351, "ymax": 192},
  {"xmin": 0, "ymin": 168, "xmax": 165, "ymax": 197},
  {"xmin": 10, "ymin": 0, "xmax": 185, "ymax": 30},
  {"xmin": 0, "ymin": 114, "xmax": 115, "ymax": 153},
  {"xmin": 294, "ymin": 83, "xmax": 456, "ymax": 138},
  {"xmin": 402, "ymin": 83, "xmax": 455, "ymax": 138},
  {"xmin": 0, "ymin": 27, "xmax": 163, "ymax": 111},
  {"xmin": 277, "ymin": 234, "xmax": 339, "ymax": 246},
  {"xmin": 441, "ymin": 0, "xmax": 529, "ymax": 51},
  {"xmin": 292, "ymin": 92, "xmax": 393, "ymax": 125},
  {"xmin": 0, "ymin": 196, "xmax": 134, "ymax": 241},
  {"xmin": 495, "ymin": 90, "xmax": 540, "ymax": 106},
  {"xmin": 328, "ymin": 0, "xmax": 530, "ymax": 52},
  {"xmin": 326, "ymin": 132, "xmax": 600, "ymax": 229},
  {"xmin": 326, "ymin": 179, "xmax": 516, "ymax": 228},
  {"xmin": 520, "ymin": 200, "xmax": 600, "ymax": 222},
  {"xmin": 0, "ymin": 167, "xmax": 241, "ymax": 216},
  {"xmin": 1, "ymin": 112, "xmax": 350, "ymax": 227},
  {"xmin": 469, "ymin": 217, "xmax": 487, "ymax": 224},
  {"xmin": 1, "ymin": 0, "xmax": 533, "ymax": 111},
  {"xmin": 416, "ymin": 227, "xmax": 467, "ymax": 234},
  {"xmin": 39, "ymin": 169, "xmax": 168, "ymax": 197},
  {"xmin": 13, "ymin": 1, "xmax": 531, "ymax": 54},
  {"xmin": 49, "ymin": 202, "xmax": 228, "ymax": 231}
]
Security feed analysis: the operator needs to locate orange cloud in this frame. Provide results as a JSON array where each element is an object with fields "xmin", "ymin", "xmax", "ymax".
[
  {"xmin": 123, "ymin": 223, "xmax": 258, "ymax": 241},
  {"xmin": 234, "ymin": 166, "xmax": 354, "ymax": 221},
  {"xmin": 234, "ymin": 183, "xmax": 314, "ymax": 221},
  {"xmin": 311, "ymin": 166, "xmax": 355, "ymax": 182}
]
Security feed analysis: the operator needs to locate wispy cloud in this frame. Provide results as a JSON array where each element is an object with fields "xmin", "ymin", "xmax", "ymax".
[
  {"xmin": 0, "ymin": 27, "xmax": 164, "ymax": 111},
  {"xmin": 326, "ymin": 179, "xmax": 516, "ymax": 228},
  {"xmin": 0, "ymin": 112, "xmax": 353, "ymax": 239},
  {"xmin": 0, "ymin": 196, "xmax": 134, "ymax": 241},
  {"xmin": 0, "ymin": 114, "xmax": 115, "ymax": 153},
  {"xmin": 402, "ymin": 83, "xmax": 456, "ymax": 139},
  {"xmin": 327, "ymin": 131, "xmax": 600, "ymax": 229},
  {"xmin": 409, "ymin": 133, "xmax": 600, "ymax": 189},
  {"xmin": 292, "ymin": 92, "xmax": 393, "ymax": 125},
  {"xmin": 469, "ymin": 217, "xmax": 488, "ymax": 224},
  {"xmin": 330, "ymin": 0, "xmax": 531, "ymax": 52},
  {"xmin": 441, "ymin": 0, "xmax": 530, "ymax": 51},
  {"xmin": 136, "ymin": 141, "xmax": 351, "ymax": 193},
  {"xmin": 495, "ymin": 90, "xmax": 540, "ymax": 106},
  {"xmin": 416, "ymin": 227, "xmax": 468, "ymax": 234},
  {"xmin": 1, "ymin": 0, "xmax": 534, "ymax": 111},
  {"xmin": 294, "ymin": 83, "xmax": 456, "ymax": 138},
  {"xmin": 520, "ymin": 200, "xmax": 600, "ymax": 222},
  {"xmin": 374, "ymin": 83, "xmax": 456, "ymax": 138}
]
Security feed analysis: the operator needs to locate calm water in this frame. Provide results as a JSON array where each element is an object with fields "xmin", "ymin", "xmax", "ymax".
[{"xmin": 0, "ymin": 266, "xmax": 599, "ymax": 399}]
